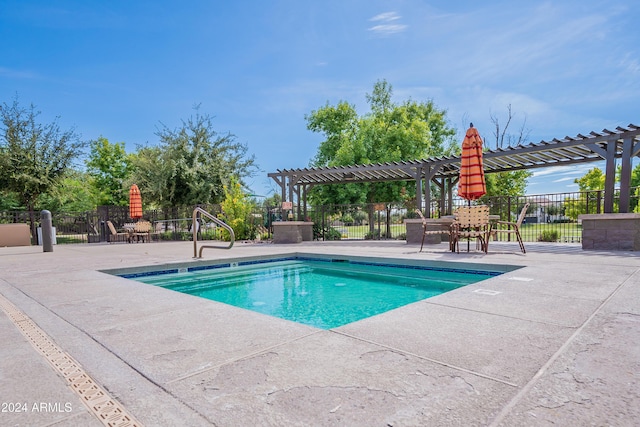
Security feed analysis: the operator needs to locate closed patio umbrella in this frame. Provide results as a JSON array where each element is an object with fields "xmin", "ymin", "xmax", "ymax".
[
  {"xmin": 129, "ymin": 184, "xmax": 143, "ymax": 220},
  {"xmin": 457, "ymin": 124, "xmax": 487, "ymax": 251},
  {"xmin": 458, "ymin": 124, "xmax": 486, "ymax": 201}
]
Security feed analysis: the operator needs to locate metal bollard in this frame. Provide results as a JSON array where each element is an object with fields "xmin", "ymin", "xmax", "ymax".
[{"xmin": 41, "ymin": 210, "xmax": 54, "ymax": 252}]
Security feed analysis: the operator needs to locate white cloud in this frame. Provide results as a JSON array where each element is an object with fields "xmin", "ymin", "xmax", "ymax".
[
  {"xmin": 368, "ymin": 11, "xmax": 407, "ymax": 35},
  {"xmin": 368, "ymin": 24, "xmax": 408, "ymax": 35},
  {"xmin": 370, "ymin": 12, "xmax": 401, "ymax": 22},
  {"xmin": 552, "ymin": 177, "xmax": 577, "ymax": 183}
]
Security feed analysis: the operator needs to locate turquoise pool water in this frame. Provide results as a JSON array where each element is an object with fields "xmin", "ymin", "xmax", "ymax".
[{"xmin": 127, "ymin": 258, "xmax": 500, "ymax": 329}]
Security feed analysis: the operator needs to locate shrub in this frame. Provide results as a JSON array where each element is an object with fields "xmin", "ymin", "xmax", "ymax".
[
  {"xmin": 324, "ymin": 226, "xmax": 342, "ymax": 240},
  {"xmin": 538, "ymin": 230, "xmax": 559, "ymax": 242},
  {"xmin": 364, "ymin": 229, "xmax": 381, "ymax": 240},
  {"xmin": 341, "ymin": 213, "xmax": 354, "ymax": 226},
  {"xmin": 221, "ymin": 177, "xmax": 256, "ymax": 240}
]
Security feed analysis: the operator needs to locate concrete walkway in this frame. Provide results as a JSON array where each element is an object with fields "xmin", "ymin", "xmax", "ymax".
[{"xmin": 0, "ymin": 240, "xmax": 638, "ymax": 426}]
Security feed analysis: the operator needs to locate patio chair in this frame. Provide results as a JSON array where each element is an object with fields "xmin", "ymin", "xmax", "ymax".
[
  {"xmin": 132, "ymin": 220, "xmax": 152, "ymax": 243},
  {"xmin": 106, "ymin": 221, "xmax": 131, "ymax": 243},
  {"xmin": 451, "ymin": 205, "xmax": 491, "ymax": 253},
  {"xmin": 415, "ymin": 210, "xmax": 454, "ymax": 252},
  {"xmin": 493, "ymin": 203, "xmax": 529, "ymax": 253}
]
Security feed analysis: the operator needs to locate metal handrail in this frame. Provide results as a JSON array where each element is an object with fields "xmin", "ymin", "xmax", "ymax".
[{"xmin": 192, "ymin": 207, "xmax": 234, "ymax": 258}]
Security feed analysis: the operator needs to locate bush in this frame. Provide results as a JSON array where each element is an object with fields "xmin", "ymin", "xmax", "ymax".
[
  {"xmin": 341, "ymin": 213, "xmax": 354, "ymax": 226},
  {"xmin": 364, "ymin": 229, "xmax": 381, "ymax": 240},
  {"xmin": 324, "ymin": 226, "xmax": 342, "ymax": 240},
  {"xmin": 538, "ymin": 230, "xmax": 559, "ymax": 242}
]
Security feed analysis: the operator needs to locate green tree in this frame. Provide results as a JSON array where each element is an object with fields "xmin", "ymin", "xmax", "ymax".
[
  {"xmin": 306, "ymin": 79, "xmax": 457, "ymax": 206},
  {"xmin": 564, "ymin": 167, "xmax": 607, "ymax": 219},
  {"xmin": 485, "ymin": 170, "xmax": 530, "ymax": 197},
  {"xmin": 131, "ymin": 107, "xmax": 257, "ymax": 209},
  {"xmin": 575, "ymin": 167, "xmax": 605, "ymax": 191},
  {"xmin": 631, "ymin": 163, "xmax": 640, "ymax": 213},
  {"xmin": 220, "ymin": 177, "xmax": 256, "ymax": 240},
  {"xmin": 36, "ymin": 169, "xmax": 97, "ymax": 212},
  {"xmin": 0, "ymin": 96, "xmax": 85, "ymax": 237},
  {"xmin": 0, "ymin": 190, "xmax": 21, "ymax": 211},
  {"xmin": 86, "ymin": 137, "xmax": 133, "ymax": 206}
]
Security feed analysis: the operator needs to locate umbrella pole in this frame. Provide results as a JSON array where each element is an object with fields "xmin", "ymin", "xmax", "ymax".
[{"xmin": 467, "ymin": 199, "xmax": 471, "ymax": 252}]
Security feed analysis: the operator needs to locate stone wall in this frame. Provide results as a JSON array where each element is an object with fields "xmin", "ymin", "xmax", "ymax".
[
  {"xmin": 272, "ymin": 221, "xmax": 313, "ymax": 244},
  {"xmin": 579, "ymin": 213, "xmax": 640, "ymax": 251}
]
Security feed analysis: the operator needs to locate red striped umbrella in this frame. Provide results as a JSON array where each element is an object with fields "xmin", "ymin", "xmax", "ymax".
[
  {"xmin": 458, "ymin": 126, "xmax": 486, "ymax": 200},
  {"xmin": 129, "ymin": 184, "xmax": 143, "ymax": 220}
]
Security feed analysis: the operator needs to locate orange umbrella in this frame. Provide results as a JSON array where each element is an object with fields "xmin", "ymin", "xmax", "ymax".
[
  {"xmin": 458, "ymin": 125, "xmax": 486, "ymax": 200},
  {"xmin": 129, "ymin": 184, "xmax": 143, "ymax": 220}
]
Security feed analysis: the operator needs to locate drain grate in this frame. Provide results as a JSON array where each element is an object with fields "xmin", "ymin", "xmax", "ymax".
[{"xmin": 0, "ymin": 294, "xmax": 142, "ymax": 427}]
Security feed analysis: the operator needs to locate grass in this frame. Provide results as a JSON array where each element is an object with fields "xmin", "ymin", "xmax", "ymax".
[{"xmin": 330, "ymin": 221, "xmax": 582, "ymax": 242}]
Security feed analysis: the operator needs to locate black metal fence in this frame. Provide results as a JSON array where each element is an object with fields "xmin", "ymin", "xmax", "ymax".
[{"xmin": 1, "ymin": 188, "xmax": 637, "ymax": 245}]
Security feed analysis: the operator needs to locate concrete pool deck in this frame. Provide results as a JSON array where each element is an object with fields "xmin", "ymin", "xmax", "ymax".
[{"xmin": 1, "ymin": 240, "xmax": 638, "ymax": 426}]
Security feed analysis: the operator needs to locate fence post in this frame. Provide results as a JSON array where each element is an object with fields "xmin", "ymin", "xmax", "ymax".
[{"xmin": 507, "ymin": 197, "xmax": 512, "ymax": 242}]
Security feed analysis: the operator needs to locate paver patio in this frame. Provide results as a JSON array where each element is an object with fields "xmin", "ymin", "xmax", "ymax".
[{"xmin": 1, "ymin": 240, "xmax": 638, "ymax": 426}]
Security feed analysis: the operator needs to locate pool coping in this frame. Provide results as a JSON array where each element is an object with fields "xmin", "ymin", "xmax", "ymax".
[{"xmin": 101, "ymin": 251, "xmax": 523, "ymax": 278}]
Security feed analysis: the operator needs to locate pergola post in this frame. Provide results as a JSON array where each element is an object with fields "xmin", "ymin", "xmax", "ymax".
[
  {"xmin": 414, "ymin": 166, "xmax": 423, "ymax": 213},
  {"xmin": 603, "ymin": 141, "xmax": 616, "ymax": 213},
  {"xmin": 619, "ymin": 137, "xmax": 633, "ymax": 213}
]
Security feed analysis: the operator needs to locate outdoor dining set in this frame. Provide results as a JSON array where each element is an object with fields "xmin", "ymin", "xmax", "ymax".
[
  {"xmin": 413, "ymin": 124, "xmax": 526, "ymax": 254},
  {"xmin": 416, "ymin": 203, "xmax": 529, "ymax": 254}
]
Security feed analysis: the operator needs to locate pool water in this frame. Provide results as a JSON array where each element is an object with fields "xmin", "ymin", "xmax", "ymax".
[{"xmin": 129, "ymin": 259, "xmax": 500, "ymax": 329}]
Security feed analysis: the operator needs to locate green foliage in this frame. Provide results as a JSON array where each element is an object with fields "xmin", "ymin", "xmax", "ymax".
[
  {"xmin": 323, "ymin": 226, "xmax": 342, "ymax": 240},
  {"xmin": 221, "ymin": 177, "xmax": 256, "ymax": 240},
  {"xmin": 0, "ymin": 190, "xmax": 21, "ymax": 210},
  {"xmin": 563, "ymin": 195, "xmax": 589, "ymax": 220},
  {"xmin": 36, "ymin": 169, "xmax": 97, "ymax": 212},
  {"xmin": 364, "ymin": 229, "xmax": 381, "ymax": 240},
  {"xmin": 484, "ymin": 170, "xmax": 531, "ymax": 198},
  {"xmin": 131, "ymin": 107, "xmax": 256, "ymax": 209},
  {"xmin": 575, "ymin": 167, "xmax": 605, "ymax": 191},
  {"xmin": 305, "ymin": 79, "xmax": 457, "ymax": 206},
  {"xmin": 0, "ymin": 96, "xmax": 85, "ymax": 213},
  {"xmin": 538, "ymin": 230, "xmax": 559, "ymax": 242},
  {"xmin": 312, "ymin": 220, "xmax": 342, "ymax": 240},
  {"xmin": 262, "ymin": 193, "xmax": 282, "ymax": 208},
  {"xmin": 86, "ymin": 137, "xmax": 133, "ymax": 206}
]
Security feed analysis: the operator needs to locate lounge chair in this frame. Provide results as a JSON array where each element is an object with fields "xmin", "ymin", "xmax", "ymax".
[
  {"xmin": 493, "ymin": 203, "xmax": 529, "ymax": 253},
  {"xmin": 451, "ymin": 205, "xmax": 491, "ymax": 253},
  {"xmin": 414, "ymin": 210, "xmax": 454, "ymax": 252},
  {"xmin": 106, "ymin": 220, "xmax": 131, "ymax": 243}
]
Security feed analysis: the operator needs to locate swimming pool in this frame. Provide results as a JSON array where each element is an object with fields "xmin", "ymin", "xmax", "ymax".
[{"xmin": 119, "ymin": 256, "xmax": 505, "ymax": 329}]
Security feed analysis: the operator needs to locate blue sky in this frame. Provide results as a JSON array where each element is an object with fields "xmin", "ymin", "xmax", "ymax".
[{"xmin": 1, "ymin": 0, "xmax": 638, "ymax": 198}]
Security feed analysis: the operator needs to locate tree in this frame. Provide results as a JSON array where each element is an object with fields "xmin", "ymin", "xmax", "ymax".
[
  {"xmin": 36, "ymin": 169, "xmax": 97, "ymax": 213},
  {"xmin": 575, "ymin": 167, "xmax": 605, "ymax": 191},
  {"xmin": 485, "ymin": 170, "xmax": 530, "ymax": 197},
  {"xmin": 564, "ymin": 167, "xmax": 606, "ymax": 219},
  {"xmin": 305, "ymin": 79, "xmax": 457, "ymax": 206},
  {"xmin": 489, "ymin": 104, "xmax": 530, "ymax": 149},
  {"xmin": 484, "ymin": 105, "xmax": 532, "ymax": 198},
  {"xmin": 85, "ymin": 137, "xmax": 133, "ymax": 206},
  {"xmin": 0, "ymin": 96, "xmax": 85, "ymax": 238},
  {"xmin": 131, "ymin": 107, "xmax": 257, "ymax": 209}
]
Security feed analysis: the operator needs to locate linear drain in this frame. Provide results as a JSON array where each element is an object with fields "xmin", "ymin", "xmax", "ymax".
[{"xmin": 0, "ymin": 294, "xmax": 143, "ymax": 427}]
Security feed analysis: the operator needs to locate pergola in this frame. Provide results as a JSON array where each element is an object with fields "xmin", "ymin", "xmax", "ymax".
[{"xmin": 268, "ymin": 124, "xmax": 640, "ymax": 217}]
